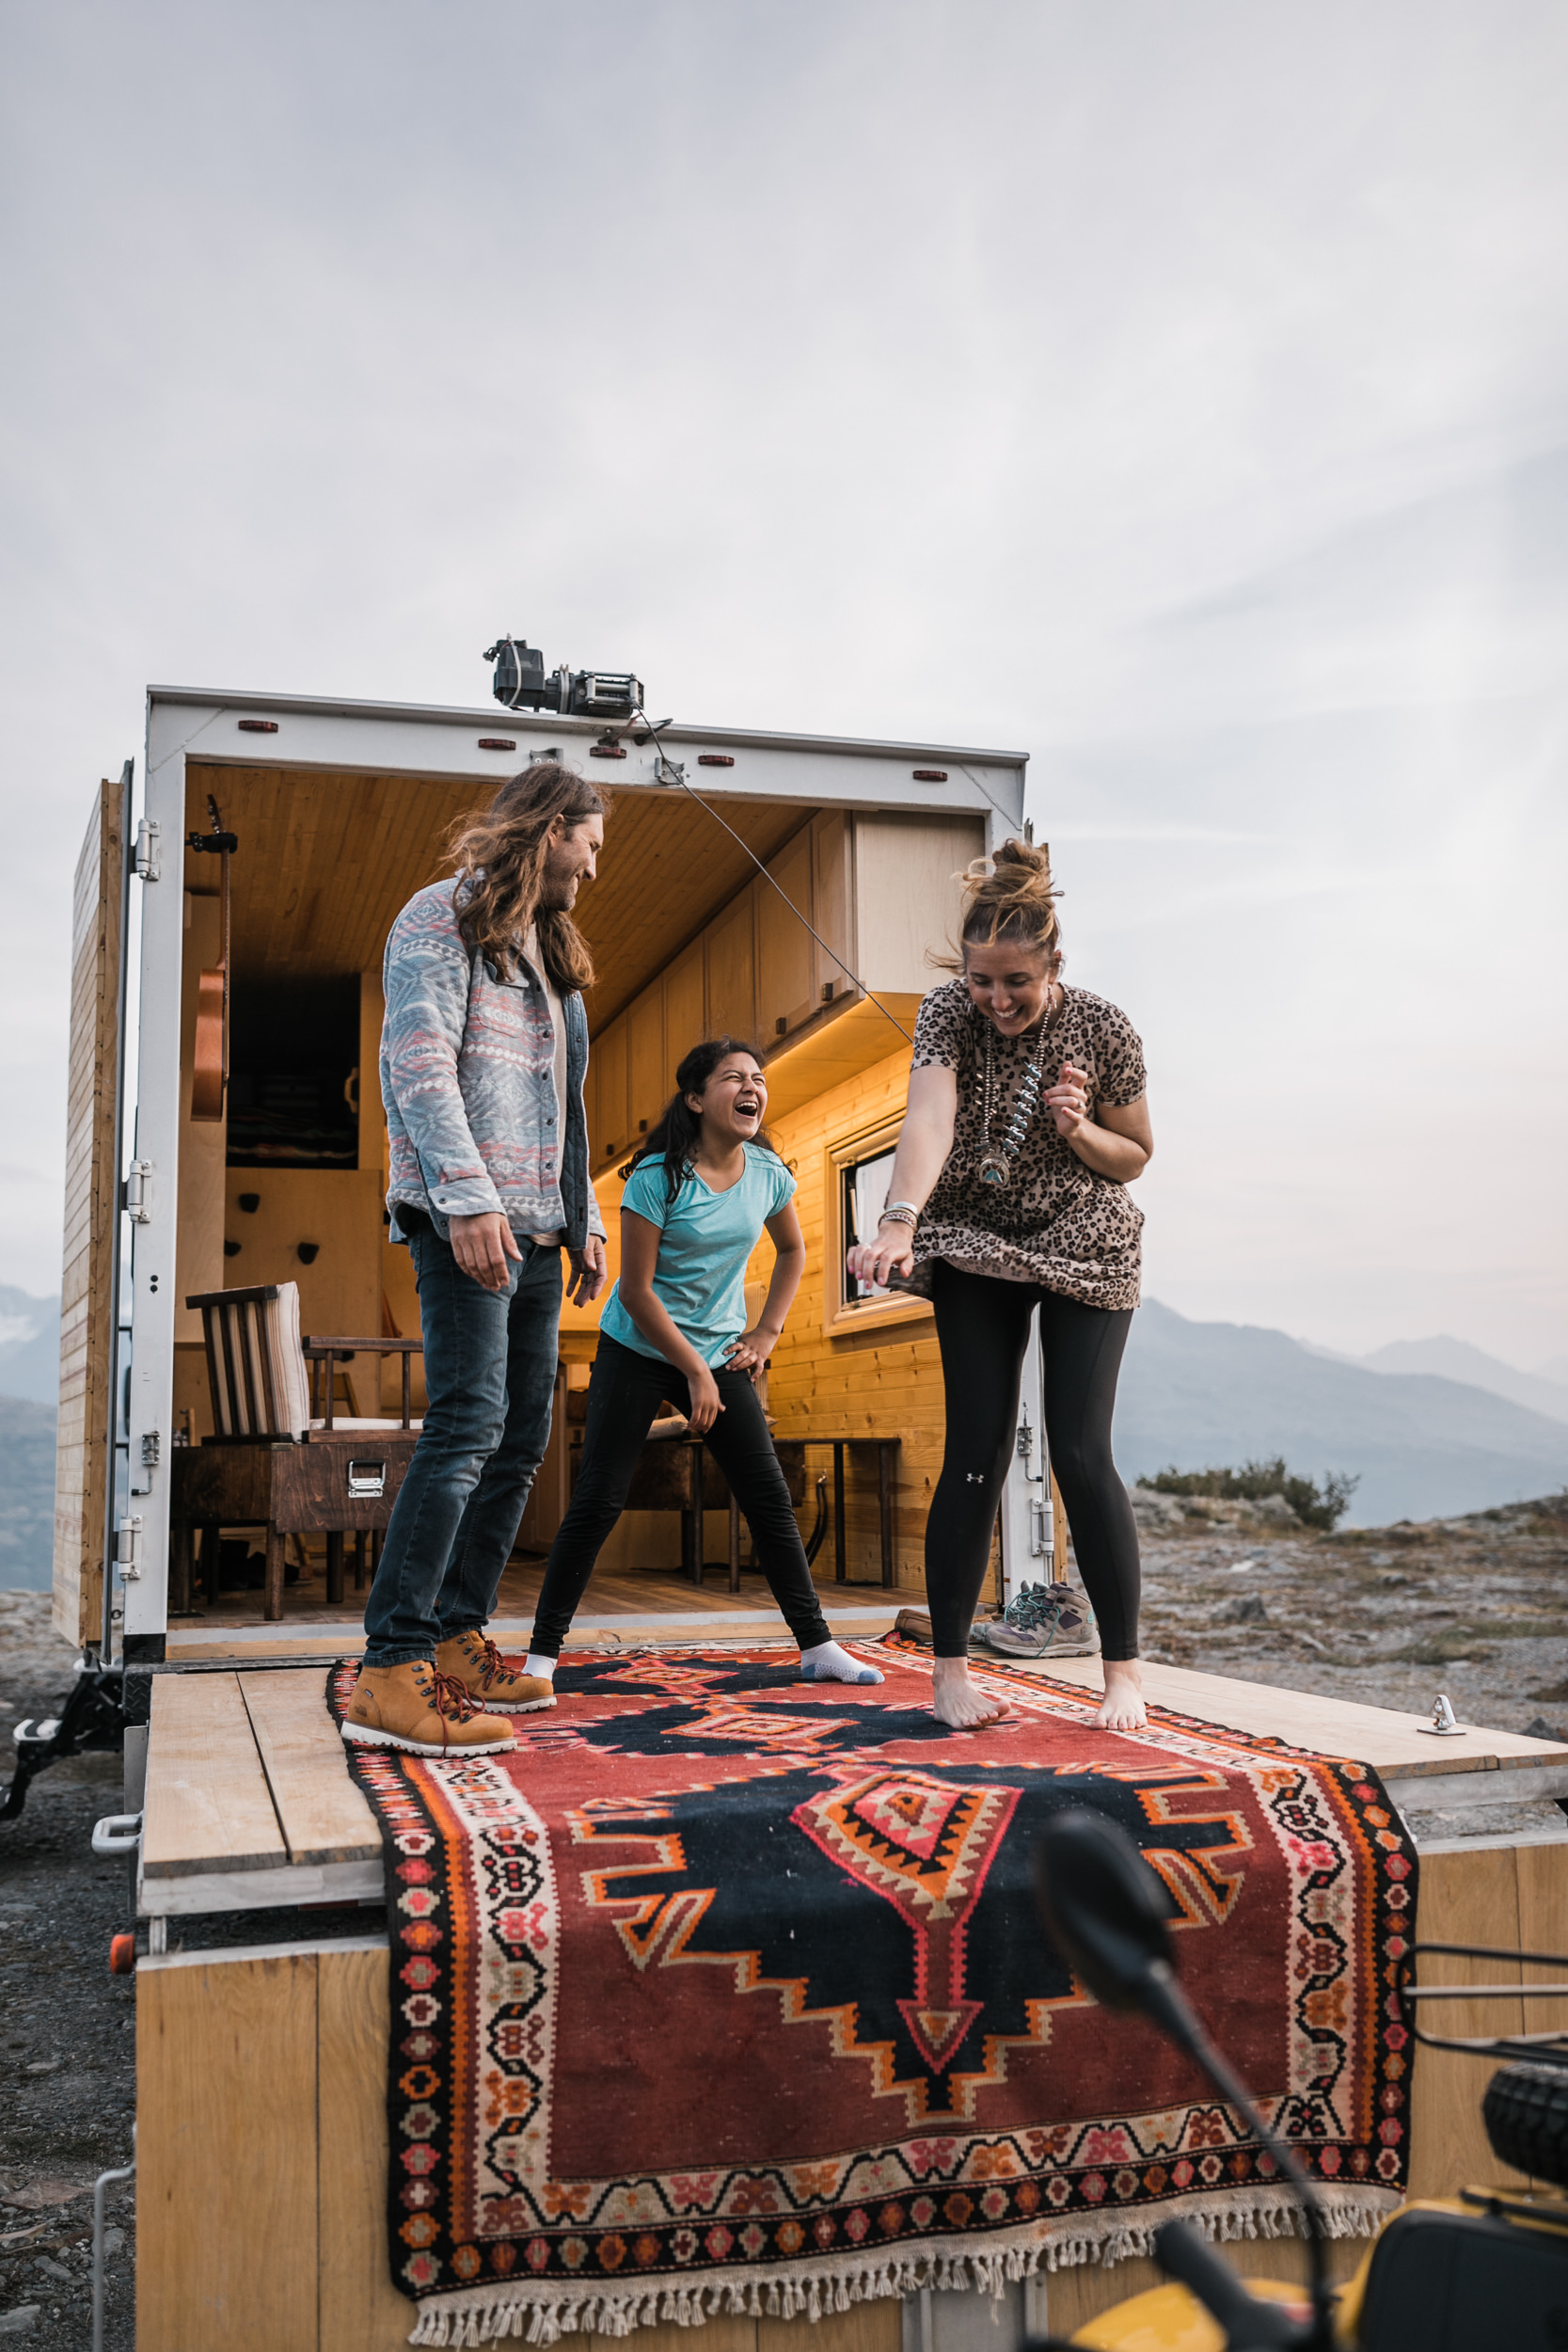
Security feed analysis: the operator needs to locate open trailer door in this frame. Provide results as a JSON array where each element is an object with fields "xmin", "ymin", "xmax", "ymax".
[{"xmin": 52, "ymin": 766, "xmax": 131, "ymax": 1651}]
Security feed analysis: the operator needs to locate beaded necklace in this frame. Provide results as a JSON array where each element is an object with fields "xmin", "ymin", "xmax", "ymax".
[{"xmin": 976, "ymin": 1007, "xmax": 1055, "ymax": 1188}]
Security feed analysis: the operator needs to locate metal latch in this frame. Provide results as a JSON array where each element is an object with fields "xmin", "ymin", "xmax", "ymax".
[
  {"xmin": 115, "ymin": 1516, "xmax": 144, "ymax": 1580},
  {"xmin": 134, "ymin": 817, "xmax": 161, "ymax": 882},
  {"xmin": 347, "ymin": 1459, "xmax": 387, "ymax": 1497},
  {"xmin": 122, "ymin": 1161, "xmax": 151, "ymax": 1223},
  {"xmin": 140, "ymin": 1430, "xmax": 160, "ymax": 1469}
]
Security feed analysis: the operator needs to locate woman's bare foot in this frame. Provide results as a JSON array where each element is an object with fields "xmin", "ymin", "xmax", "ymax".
[
  {"xmin": 931, "ymin": 1657, "xmax": 1010, "ymax": 1730},
  {"xmin": 1094, "ymin": 1661, "xmax": 1146, "ymax": 1732}
]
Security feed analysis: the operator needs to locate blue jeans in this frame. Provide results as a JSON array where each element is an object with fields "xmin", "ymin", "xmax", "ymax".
[{"xmin": 362, "ymin": 1216, "xmax": 562, "ymax": 1668}]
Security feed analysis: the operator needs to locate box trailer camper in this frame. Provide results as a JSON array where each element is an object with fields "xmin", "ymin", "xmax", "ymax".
[{"xmin": 28, "ymin": 674, "xmax": 1568, "ymax": 2349}]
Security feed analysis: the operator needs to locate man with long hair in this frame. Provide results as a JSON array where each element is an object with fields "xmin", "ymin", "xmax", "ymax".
[{"xmin": 342, "ymin": 762, "xmax": 610, "ymax": 1756}]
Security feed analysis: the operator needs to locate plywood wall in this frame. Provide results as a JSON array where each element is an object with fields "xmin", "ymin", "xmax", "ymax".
[{"xmin": 52, "ymin": 778, "xmax": 125, "ymax": 1647}]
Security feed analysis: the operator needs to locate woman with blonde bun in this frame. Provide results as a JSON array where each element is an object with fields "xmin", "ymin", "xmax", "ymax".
[{"xmin": 846, "ymin": 841, "xmax": 1152, "ymax": 1733}]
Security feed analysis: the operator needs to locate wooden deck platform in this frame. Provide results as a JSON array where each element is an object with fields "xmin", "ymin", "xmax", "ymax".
[{"xmin": 133, "ymin": 1650, "xmax": 1568, "ymax": 2349}]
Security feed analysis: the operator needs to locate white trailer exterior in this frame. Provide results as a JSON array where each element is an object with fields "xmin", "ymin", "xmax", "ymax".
[{"xmin": 58, "ymin": 681, "xmax": 1037, "ymax": 1661}]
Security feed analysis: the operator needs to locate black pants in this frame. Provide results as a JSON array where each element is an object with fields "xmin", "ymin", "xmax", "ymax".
[
  {"xmin": 530, "ymin": 1336, "xmax": 834, "ymax": 1658},
  {"xmin": 926, "ymin": 1263, "xmax": 1141, "ymax": 1661}
]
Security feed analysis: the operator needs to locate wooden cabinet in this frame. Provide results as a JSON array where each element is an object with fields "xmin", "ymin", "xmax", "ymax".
[
  {"xmin": 628, "ymin": 987, "xmax": 666, "ymax": 1145},
  {"xmin": 594, "ymin": 1013, "xmax": 629, "ymax": 1164},
  {"xmin": 812, "ymin": 809, "xmax": 855, "ymax": 1009},
  {"xmin": 756, "ymin": 827, "xmax": 815, "ymax": 1042},
  {"xmin": 705, "ymin": 887, "xmax": 756, "ymax": 1042},
  {"xmin": 664, "ymin": 938, "xmax": 705, "ymax": 1069}
]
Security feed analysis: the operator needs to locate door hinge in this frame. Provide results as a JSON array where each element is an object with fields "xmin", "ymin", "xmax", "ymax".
[
  {"xmin": 134, "ymin": 818, "xmax": 161, "ymax": 882},
  {"xmin": 123, "ymin": 1161, "xmax": 151, "ymax": 1223},
  {"xmin": 115, "ymin": 1516, "xmax": 144, "ymax": 1581}
]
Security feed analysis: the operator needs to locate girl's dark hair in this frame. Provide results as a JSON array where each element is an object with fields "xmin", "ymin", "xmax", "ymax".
[
  {"xmin": 446, "ymin": 760, "xmax": 609, "ymax": 990},
  {"xmin": 622, "ymin": 1036, "xmax": 775, "ymax": 1204}
]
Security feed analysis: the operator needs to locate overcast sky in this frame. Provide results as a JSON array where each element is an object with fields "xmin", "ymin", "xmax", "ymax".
[{"xmin": 2, "ymin": 1, "xmax": 1564, "ymax": 1367}]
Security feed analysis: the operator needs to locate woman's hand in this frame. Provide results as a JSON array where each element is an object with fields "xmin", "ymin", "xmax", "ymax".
[
  {"xmin": 846, "ymin": 1220, "xmax": 916, "ymax": 1291},
  {"xmin": 724, "ymin": 1325, "xmax": 781, "ymax": 1382},
  {"xmin": 685, "ymin": 1363, "xmax": 724, "ymax": 1435},
  {"xmin": 1043, "ymin": 1060, "xmax": 1091, "ymax": 1138}
]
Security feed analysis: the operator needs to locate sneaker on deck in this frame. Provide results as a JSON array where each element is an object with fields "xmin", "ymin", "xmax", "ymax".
[
  {"xmin": 977, "ymin": 1582, "xmax": 1101, "ymax": 1661},
  {"xmin": 341, "ymin": 1661, "xmax": 518, "ymax": 1756},
  {"xmin": 435, "ymin": 1630, "xmax": 556, "ymax": 1714}
]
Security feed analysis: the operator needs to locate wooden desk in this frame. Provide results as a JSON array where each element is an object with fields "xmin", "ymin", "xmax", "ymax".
[{"xmin": 775, "ymin": 1434, "xmax": 900, "ymax": 1588}]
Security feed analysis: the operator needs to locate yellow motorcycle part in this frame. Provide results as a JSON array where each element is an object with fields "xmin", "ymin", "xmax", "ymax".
[{"xmin": 1069, "ymin": 2276, "xmax": 1310, "ymax": 2349}]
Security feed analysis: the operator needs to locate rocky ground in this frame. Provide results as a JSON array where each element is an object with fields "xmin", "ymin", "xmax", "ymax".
[
  {"xmin": 1129, "ymin": 1485, "xmax": 1568, "ymax": 1839},
  {"xmin": 0, "ymin": 1491, "xmax": 1564, "ymax": 2342},
  {"xmin": 0, "ymin": 1595, "xmax": 135, "ymax": 2349}
]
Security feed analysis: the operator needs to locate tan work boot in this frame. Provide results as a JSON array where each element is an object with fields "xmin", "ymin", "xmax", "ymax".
[
  {"xmin": 341, "ymin": 1661, "xmax": 518, "ymax": 1756},
  {"xmin": 436, "ymin": 1629, "xmax": 556, "ymax": 1715}
]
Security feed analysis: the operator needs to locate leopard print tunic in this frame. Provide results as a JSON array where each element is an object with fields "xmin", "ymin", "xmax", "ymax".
[{"xmin": 900, "ymin": 978, "xmax": 1148, "ymax": 1311}]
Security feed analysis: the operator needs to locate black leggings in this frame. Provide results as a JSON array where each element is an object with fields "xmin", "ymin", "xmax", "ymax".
[
  {"xmin": 926, "ymin": 1263, "xmax": 1141, "ymax": 1661},
  {"xmin": 530, "ymin": 1336, "xmax": 833, "ymax": 1658}
]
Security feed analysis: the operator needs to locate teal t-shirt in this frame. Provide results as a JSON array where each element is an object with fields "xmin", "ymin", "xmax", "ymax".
[{"xmin": 598, "ymin": 1144, "xmax": 796, "ymax": 1368}]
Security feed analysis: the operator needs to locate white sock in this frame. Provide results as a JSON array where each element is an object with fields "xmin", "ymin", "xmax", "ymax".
[
  {"xmin": 525, "ymin": 1652, "xmax": 557, "ymax": 1681},
  {"xmin": 800, "ymin": 1639, "xmax": 883, "ymax": 1687}
]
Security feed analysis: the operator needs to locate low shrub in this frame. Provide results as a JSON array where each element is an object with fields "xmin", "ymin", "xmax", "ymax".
[{"xmin": 1146, "ymin": 1457, "xmax": 1360, "ymax": 1532}]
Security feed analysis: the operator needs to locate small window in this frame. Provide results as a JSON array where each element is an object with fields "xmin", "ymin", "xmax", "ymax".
[
  {"xmin": 822, "ymin": 1112, "xmax": 931, "ymax": 1337},
  {"xmin": 842, "ymin": 1146, "xmax": 896, "ymax": 1307}
]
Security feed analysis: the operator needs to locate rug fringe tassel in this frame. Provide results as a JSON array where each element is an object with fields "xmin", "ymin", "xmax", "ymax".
[{"xmin": 404, "ymin": 2184, "xmax": 1396, "ymax": 2344}]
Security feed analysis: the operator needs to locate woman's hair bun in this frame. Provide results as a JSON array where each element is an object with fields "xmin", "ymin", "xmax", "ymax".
[{"xmin": 956, "ymin": 836, "xmax": 1062, "ymax": 958}]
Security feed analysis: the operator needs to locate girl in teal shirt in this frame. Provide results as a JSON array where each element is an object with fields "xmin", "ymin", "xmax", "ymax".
[{"xmin": 525, "ymin": 1036, "xmax": 880, "ymax": 1686}]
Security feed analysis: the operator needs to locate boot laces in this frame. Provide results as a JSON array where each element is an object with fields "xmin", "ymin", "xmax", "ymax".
[
  {"xmin": 466, "ymin": 1634, "xmax": 510, "ymax": 1688},
  {"xmin": 411, "ymin": 1663, "xmax": 484, "ymax": 1741}
]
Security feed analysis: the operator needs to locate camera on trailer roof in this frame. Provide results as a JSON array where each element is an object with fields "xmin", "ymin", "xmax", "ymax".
[{"xmin": 483, "ymin": 637, "xmax": 643, "ymax": 721}]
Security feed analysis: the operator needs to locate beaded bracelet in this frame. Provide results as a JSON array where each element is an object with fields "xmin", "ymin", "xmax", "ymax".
[{"xmin": 878, "ymin": 1205, "xmax": 919, "ymax": 1229}]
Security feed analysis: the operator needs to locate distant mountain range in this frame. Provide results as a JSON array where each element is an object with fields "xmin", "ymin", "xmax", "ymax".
[
  {"xmin": 1119, "ymin": 1302, "xmax": 1568, "ymax": 1526},
  {"xmin": 0, "ymin": 1290, "xmax": 1563, "ymax": 1585},
  {"xmin": 1306, "ymin": 1332, "xmax": 1568, "ymax": 1427},
  {"xmin": 0, "ymin": 1286, "xmax": 61, "ymax": 1406}
]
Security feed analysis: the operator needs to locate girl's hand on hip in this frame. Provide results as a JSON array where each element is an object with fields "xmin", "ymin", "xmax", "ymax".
[
  {"xmin": 686, "ymin": 1364, "xmax": 724, "ymax": 1435},
  {"xmin": 724, "ymin": 1326, "xmax": 779, "ymax": 1382},
  {"xmin": 1044, "ymin": 1061, "xmax": 1090, "ymax": 1137},
  {"xmin": 846, "ymin": 1225, "xmax": 915, "ymax": 1290}
]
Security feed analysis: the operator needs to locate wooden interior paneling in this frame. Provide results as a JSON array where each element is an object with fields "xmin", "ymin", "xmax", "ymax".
[
  {"xmin": 187, "ymin": 762, "xmax": 803, "ymax": 1032},
  {"xmin": 757, "ymin": 826, "xmax": 816, "ymax": 1040},
  {"xmin": 52, "ymin": 774, "xmax": 124, "ymax": 1645}
]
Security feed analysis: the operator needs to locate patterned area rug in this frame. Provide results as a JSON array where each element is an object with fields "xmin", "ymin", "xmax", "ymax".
[{"xmin": 328, "ymin": 1642, "xmax": 1417, "ymax": 2345}]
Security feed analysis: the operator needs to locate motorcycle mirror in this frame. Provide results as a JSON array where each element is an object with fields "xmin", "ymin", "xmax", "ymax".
[{"xmin": 1033, "ymin": 1811, "xmax": 1177, "ymax": 2015}]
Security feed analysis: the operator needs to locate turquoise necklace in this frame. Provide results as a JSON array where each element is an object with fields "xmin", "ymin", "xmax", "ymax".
[{"xmin": 977, "ymin": 1012, "xmax": 1053, "ymax": 1188}]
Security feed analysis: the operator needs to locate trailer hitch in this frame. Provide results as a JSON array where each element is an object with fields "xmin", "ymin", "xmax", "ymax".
[{"xmin": 2, "ymin": 1658, "xmax": 126, "ymax": 1822}]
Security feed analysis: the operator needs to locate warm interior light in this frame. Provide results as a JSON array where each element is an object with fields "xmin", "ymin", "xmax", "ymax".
[
  {"xmin": 697, "ymin": 754, "xmax": 735, "ymax": 768},
  {"xmin": 911, "ymin": 768, "xmax": 947, "ymax": 782},
  {"xmin": 477, "ymin": 738, "xmax": 516, "ymax": 752},
  {"xmin": 238, "ymin": 719, "xmax": 279, "ymax": 734}
]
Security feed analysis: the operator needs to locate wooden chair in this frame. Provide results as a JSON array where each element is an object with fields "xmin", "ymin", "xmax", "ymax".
[{"xmin": 170, "ymin": 1283, "xmax": 424, "ymax": 1623}]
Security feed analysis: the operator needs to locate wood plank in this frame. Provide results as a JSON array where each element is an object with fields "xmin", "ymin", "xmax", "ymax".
[
  {"xmin": 761, "ymin": 2300, "xmax": 896, "ymax": 2352},
  {"xmin": 52, "ymin": 772, "xmax": 125, "ymax": 1645},
  {"xmin": 1406, "ymin": 1843, "xmax": 1529, "ymax": 2201},
  {"xmin": 239, "ymin": 1669, "xmax": 383, "ymax": 1867},
  {"xmin": 318, "ymin": 1942, "xmax": 414, "ymax": 2351},
  {"xmin": 137, "ymin": 1945, "xmax": 320, "ymax": 2347},
  {"xmin": 142, "ymin": 1673, "xmax": 288, "ymax": 1877},
  {"xmin": 1027, "ymin": 1655, "xmax": 1568, "ymax": 1776}
]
